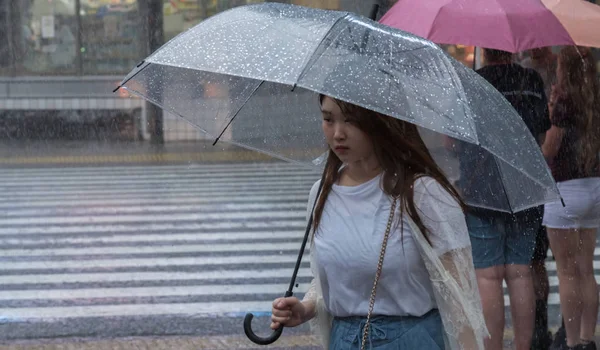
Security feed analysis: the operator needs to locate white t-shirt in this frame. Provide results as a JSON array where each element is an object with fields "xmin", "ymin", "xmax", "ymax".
[{"xmin": 312, "ymin": 174, "xmax": 469, "ymax": 318}]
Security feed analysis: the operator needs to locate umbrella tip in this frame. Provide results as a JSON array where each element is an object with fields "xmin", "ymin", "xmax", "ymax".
[
  {"xmin": 212, "ymin": 137, "xmax": 220, "ymax": 146},
  {"xmin": 112, "ymin": 86, "xmax": 121, "ymax": 93},
  {"xmin": 560, "ymin": 197, "xmax": 566, "ymax": 207}
]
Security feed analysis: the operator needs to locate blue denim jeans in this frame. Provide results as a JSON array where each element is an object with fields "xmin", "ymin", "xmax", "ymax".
[
  {"xmin": 329, "ymin": 309, "xmax": 444, "ymax": 349},
  {"xmin": 467, "ymin": 207, "xmax": 542, "ymax": 269}
]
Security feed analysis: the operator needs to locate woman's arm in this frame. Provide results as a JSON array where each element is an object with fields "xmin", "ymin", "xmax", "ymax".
[
  {"xmin": 537, "ymin": 132, "xmax": 546, "ymax": 147},
  {"xmin": 438, "ymin": 249, "xmax": 486, "ymax": 349},
  {"xmin": 300, "ymin": 298, "xmax": 317, "ymax": 323},
  {"xmin": 542, "ymin": 126, "xmax": 565, "ymax": 162},
  {"xmin": 542, "ymin": 88, "xmax": 569, "ymax": 162},
  {"xmin": 301, "ymin": 278, "xmax": 318, "ymax": 322}
]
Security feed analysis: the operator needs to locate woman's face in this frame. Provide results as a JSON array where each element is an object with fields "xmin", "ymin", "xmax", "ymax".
[{"xmin": 320, "ymin": 97, "xmax": 375, "ymax": 164}]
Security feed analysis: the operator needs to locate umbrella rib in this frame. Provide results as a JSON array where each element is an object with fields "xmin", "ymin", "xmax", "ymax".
[
  {"xmin": 399, "ymin": 60, "xmax": 478, "ymax": 137},
  {"xmin": 324, "ymin": 42, "xmax": 431, "ymax": 65},
  {"xmin": 494, "ymin": 0, "xmax": 519, "ymax": 52},
  {"xmin": 486, "ymin": 144, "xmax": 555, "ymax": 190},
  {"xmin": 113, "ymin": 60, "xmax": 150, "ymax": 92},
  {"xmin": 292, "ymin": 14, "xmax": 350, "ymax": 89},
  {"xmin": 127, "ymin": 85, "xmax": 324, "ymax": 169},
  {"xmin": 125, "ymin": 88, "xmax": 212, "ymax": 136},
  {"xmin": 492, "ymin": 156, "xmax": 515, "ymax": 212},
  {"xmin": 212, "ymin": 80, "xmax": 265, "ymax": 146},
  {"xmin": 487, "ymin": 146, "xmax": 562, "ymax": 209}
]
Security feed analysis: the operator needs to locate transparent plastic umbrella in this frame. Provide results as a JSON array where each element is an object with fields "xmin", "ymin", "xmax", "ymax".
[
  {"xmin": 115, "ymin": 2, "xmax": 561, "ymax": 345},
  {"xmin": 117, "ymin": 2, "xmax": 559, "ymax": 213}
]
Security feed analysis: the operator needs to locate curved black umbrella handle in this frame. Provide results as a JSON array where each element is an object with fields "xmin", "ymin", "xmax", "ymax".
[{"xmin": 244, "ymin": 290, "xmax": 293, "ymax": 345}]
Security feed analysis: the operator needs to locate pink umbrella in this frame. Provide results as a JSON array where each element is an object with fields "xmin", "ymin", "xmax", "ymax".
[
  {"xmin": 542, "ymin": 0, "xmax": 600, "ymax": 48},
  {"xmin": 379, "ymin": 0, "xmax": 576, "ymax": 53}
]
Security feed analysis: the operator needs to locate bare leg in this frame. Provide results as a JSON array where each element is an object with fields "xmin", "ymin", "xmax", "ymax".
[
  {"xmin": 547, "ymin": 228, "xmax": 583, "ymax": 347},
  {"xmin": 506, "ymin": 264, "xmax": 535, "ymax": 350},
  {"xmin": 475, "ymin": 265, "xmax": 505, "ymax": 350},
  {"xmin": 577, "ymin": 228, "xmax": 598, "ymax": 342}
]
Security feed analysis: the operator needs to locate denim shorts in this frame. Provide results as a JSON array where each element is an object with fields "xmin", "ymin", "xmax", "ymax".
[
  {"xmin": 467, "ymin": 207, "xmax": 542, "ymax": 269},
  {"xmin": 329, "ymin": 309, "xmax": 444, "ymax": 349}
]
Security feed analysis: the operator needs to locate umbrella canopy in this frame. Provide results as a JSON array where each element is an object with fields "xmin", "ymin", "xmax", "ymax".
[
  {"xmin": 378, "ymin": 0, "xmax": 577, "ymax": 52},
  {"xmin": 117, "ymin": 2, "xmax": 560, "ymax": 213},
  {"xmin": 542, "ymin": 0, "xmax": 600, "ymax": 48}
]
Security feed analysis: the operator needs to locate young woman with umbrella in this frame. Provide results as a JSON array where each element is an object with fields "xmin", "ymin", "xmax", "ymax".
[
  {"xmin": 115, "ymin": 3, "xmax": 562, "ymax": 349},
  {"xmin": 270, "ymin": 94, "xmax": 486, "ymax": 349}
]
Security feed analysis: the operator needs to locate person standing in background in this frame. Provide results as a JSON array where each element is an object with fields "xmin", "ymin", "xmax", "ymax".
[
  {"xmin": 521, "ymin": 47, "xmax": 557, "ymax": 100},
  {"xmin": 520, "ymin": 46, "xmax": 558, "ymax": 350},
  {"xmin": 465, "ymin": 48, "xmax": 550, "ymax": 350},
  {"xmin": 542, "ymin": 46, "xmax": 600, "ymax": 350}
]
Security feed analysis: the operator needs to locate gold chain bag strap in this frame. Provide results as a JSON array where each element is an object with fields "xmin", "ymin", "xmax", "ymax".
[{"xmin": 360, "ymin": 196, "xmax": 398, "ymax": 350}]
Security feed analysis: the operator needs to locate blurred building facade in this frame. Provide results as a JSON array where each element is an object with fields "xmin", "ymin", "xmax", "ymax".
[
  {"xmin": 0, "ymin": 0, "xmax": 371, "ymax": 143},
  {"xmin": 0, "ymin": 0, "xmax": 598, "ymax": 143}
]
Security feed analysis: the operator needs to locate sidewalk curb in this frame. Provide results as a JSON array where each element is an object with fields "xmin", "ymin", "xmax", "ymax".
[
  {"xmin": 4, "ymin": 326, "xmax": 597, "ymax": 350},
  {"xmin": 0, "ymin": 152, "xmax": 274, "ymax": 165},
  {"xmin": 0, "ymin": 334, "xmax": 321, "ymax": 350},
  {"xmin": 0, "ymin": 148, "xmax": 327, "ymax": 165}
]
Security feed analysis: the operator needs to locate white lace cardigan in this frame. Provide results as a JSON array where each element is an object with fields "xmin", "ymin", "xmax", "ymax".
[{"xmin": 301, "ymin": 180, "xmax": 490, "ymax": 350}]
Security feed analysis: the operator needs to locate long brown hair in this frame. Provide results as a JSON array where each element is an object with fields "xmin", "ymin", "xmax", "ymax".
[
  {"xmin": 312, "ymin": 95, "xmax": 465, "ymax": 242},
  {"xmin": 556, "ymin": 46, "xmax": 600, "ymax": 175}
]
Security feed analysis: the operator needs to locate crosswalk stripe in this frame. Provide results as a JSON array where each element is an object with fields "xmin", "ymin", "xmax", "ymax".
[
  {"xmin": 0, "ymin": 242, "xmax": 308, "ymax": 257},
  {"xmin": 0, "ymin": 210, "xmax": 305, "ymax": 226},
  {"xmin": 0, "ymin": 283, "xmax": 311, "ymax": 301},
  {"xmin": 0, "ymin": 163, "xmax": 317, "ymax": 174},
  {"xmin": 0, "ymin": 177, "xmax": 317, "ymax": 188},
  {"xmin": 0, "ymin": 190, "xmax": 312, "ymax": 202},
  {"xmin": 0, "ymin": 173, "xmax": 319, "ymax": 184},
  {"xmin": 0, "ymin": 194, "xmax": 310, "ymax": 209},
  {"xmin": 0, "ymin": 202, "xmax": 306, "ymax": 217},
  {"xmin": 0, "ymin": 269, "xmax": 313, "ymax": 285},
  {"xmin": 0, "ymin": 165, "xmax": 319, "ymax": 175},
  {"xmin": 0, "ymin": 220, "xmax": 307, "ymax": 235},
  {"xmin": 0, "ymin": 183, "xmax": 314, "ymax": 196},
  {"xmin": 0, "ymin": 231, "xmax": 305, "ymax": 245},
  {"xmin": 0, "ymin": 162, "xmax": 312, "ymax": 170},
  {"xmin": 0, "ymin": 301, "xmax": 284, "ymax": 320},
  {"xmin": 0, "ymin": 165, "xmax": 319, "ymax": 178},
  {"xmin": 0, "ymin": 187, "xmax": 313, "ymax": 198},
  {"xmin": 0, "ymin": 254, "xmax": 306, "ymax": 271}
]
